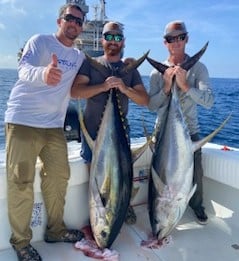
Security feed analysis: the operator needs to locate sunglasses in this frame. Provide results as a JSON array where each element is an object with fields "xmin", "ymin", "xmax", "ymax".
[
  {"xmin": 62, "ymin": 14, "xmax": 83, "ymax": 27},
  {"xmin": 104, "ymin": 34, "xmax": 124, "ymax": 42},
  {"xmin": 165, "ymin": 33, "xmax": 187, "ymax": 43}
]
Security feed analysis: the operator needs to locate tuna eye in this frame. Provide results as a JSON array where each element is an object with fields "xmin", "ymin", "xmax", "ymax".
[{"xmin": 101, "ymin": 230, "xmax": 107, "ymax": 238}]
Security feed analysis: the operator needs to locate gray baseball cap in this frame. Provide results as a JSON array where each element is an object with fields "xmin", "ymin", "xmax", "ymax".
[
  {"xmin": 102, "ymin": 21, "xmax": 124, "ymax": 36},
  {"xmin": 164, "ymin": 20, "xmax": 187, "ymax": 37}
]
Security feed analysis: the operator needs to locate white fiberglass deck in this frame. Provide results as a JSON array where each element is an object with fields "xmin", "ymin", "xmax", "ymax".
[
  {"xmin": 1, "ymin": 141, "xmax": 239, "ymax": 260},
  {"xmin": 1, "ymin": 199, "xmax": 239, "ymax": 261}
]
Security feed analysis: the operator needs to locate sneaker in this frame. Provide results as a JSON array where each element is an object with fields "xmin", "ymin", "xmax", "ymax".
[
  {"xmin": 13, "ymin": 244, "xmax": 42, "ymax": 261},
  {"xmin": 44, "ymin": 229, "xmax": 84, "ymax": 243},
  {"xmin": 125, "ymin": 206, "xmax": 137, "ymax": 225},
  {"xmin": 194, "ymin": 207, "xmax": 208, "ymax": 225}
]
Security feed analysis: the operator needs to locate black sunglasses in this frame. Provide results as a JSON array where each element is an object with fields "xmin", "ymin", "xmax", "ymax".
[
  {"xmin": 62, "ymin": 14, "xmax": 83, "ymax": 27},
  {"xmin": 104, "ymin": 34, "xmax": 124, "ymax": 42},
  {"xmin": 165, "ymin": 33, "xmax": 187, "ymax": 44}
]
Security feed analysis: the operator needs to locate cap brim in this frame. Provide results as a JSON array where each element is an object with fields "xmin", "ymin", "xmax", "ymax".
[{"xmin": 164, "ymin": 30, "xmax": 187, "ymax": 37}]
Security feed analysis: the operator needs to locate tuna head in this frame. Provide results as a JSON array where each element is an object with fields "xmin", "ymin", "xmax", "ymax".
[
  {"xmin": 90, "ymin": 203, "xmax": 111, "ymax": 248},
  {"xmin": 149, "ymin": 167, "xmax": 196, "ymax": 240}
]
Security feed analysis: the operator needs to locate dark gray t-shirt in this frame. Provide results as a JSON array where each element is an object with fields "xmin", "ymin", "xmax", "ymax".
[{"xmin": 78, "ymin": 56, "xmax": 143, "ymax": 140}]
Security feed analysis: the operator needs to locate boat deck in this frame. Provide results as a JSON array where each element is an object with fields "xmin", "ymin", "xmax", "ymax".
[
  {"xmin": 1, "ymin": 202, "xmax": 238, "ymax": 261},
  {"xmin": 1, "ymin": 142, "xmax": 239, "ymax": 260}
]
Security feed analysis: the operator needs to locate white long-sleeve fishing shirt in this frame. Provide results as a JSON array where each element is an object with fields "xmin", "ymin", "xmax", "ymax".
[{"xmin": 5, "ymin": 33, "xmax": 85, "ymax": 128}]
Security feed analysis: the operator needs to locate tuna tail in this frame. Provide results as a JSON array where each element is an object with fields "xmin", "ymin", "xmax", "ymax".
[
  {"xmin": 192, "ymin": 113, "xmax": 232, "ymax": 152},
  {"xmin": 85, "ymin": 51, "xmax": 149, "ymax": 78},
  {"xmin": 85, "ymin": 53, "xmax": 110, "ymax": 78},
  {"xmin": 146, "ymin": 42, "xmax": 209, "ymax": 74},
  {"xmin": 119, "ymin": 50, "xmax": 150, "ymax": 75},
  {"xmin": 181, "ymin": 42, "xmax": 209, "ymax": 71},
  {"xmin": 146, "ymin": 56, "xmax": 169, "ymax": 74}
]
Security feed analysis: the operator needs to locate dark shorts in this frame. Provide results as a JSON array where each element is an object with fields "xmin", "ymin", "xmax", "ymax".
[{"xmin": 80, "ymin": 134, "xmax": 92, "ymax": 163}]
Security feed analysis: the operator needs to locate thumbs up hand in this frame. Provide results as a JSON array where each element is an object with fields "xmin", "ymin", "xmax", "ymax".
[
  {"xmin": 44, "ymin": 54, "xmax": 62, "ymax": 86},
  {"xmin": 51, "ymin": 53, "xmax": 58, "ymax": 68}
]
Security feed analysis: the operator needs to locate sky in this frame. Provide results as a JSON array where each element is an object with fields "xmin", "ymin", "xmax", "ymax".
[{"xmin": 0, "ymin": 0, "xmax": 238, "ymax": 78}]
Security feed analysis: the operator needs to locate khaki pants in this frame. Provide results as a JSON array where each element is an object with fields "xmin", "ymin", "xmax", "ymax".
[{"xmin": 6, "ymin": 124, "xmax": 70, "ymax": 250}]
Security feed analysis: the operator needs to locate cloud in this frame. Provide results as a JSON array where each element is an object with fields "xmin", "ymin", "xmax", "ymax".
[
  {"xmin": 209, "ymin": 3, "xmax": 239, "ymax": 11},
  {"xmin": 0, "ymin": 23, "xmax": 5, "ymax": 30},
  {"xmin": 0, "ymin": 0, "xmax": 13, "ymax": 3},
  {"xmin": 0, "ymin": 0, "xmax": 26, "ymax": 15},
  {"xmin": 0, "ymin": 54, "xmax": 17, "ymax": 69}
]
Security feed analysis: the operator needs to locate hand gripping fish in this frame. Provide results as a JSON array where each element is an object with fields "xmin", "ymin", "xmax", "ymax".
[{"xmin": 142, "ymin": 43, "xmax": 231, "ymax": 248}]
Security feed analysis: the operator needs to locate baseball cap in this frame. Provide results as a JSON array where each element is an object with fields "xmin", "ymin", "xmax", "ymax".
[
  {"xmin": 102, "ymin": 21, "xmax": 124, "ymax": 36},
  {"xmin": 164, "ymin": 20, "xmax": 187, "ymax": 37}
]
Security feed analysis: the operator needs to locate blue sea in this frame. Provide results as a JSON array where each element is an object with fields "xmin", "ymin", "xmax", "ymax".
[{"xmin": 0, "ymin": 69, "xmax": 239, "ymax": 151}]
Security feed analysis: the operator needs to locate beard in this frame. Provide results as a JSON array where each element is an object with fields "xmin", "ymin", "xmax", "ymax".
[
  {"xmin": 64, "ymin": 26, "xmax": 79, "ymax": 41},
  {"xmin": 104, "ymin": 44, "xmax": 122, "ymax": 56}
]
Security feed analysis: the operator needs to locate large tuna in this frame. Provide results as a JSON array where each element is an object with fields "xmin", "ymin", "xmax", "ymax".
[
  {"xmin": 78, "ymin": 53, "xmax": 150, "ymax": 249},
  {"xmin": 146, "ymin": 43, "xmax": 230, "ymax": 243},
  {"xmin": 87, "ymin": 88, "xmax": 133, "ymax": 249}
]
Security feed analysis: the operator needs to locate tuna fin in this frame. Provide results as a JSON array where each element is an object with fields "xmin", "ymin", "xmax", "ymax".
[
  {"xmin": 99, "ymin": 175, "xmax": 111, "ymax": 206},
  {"xmin": 85, "ymin": 53, "xmax": 110, "ymax": 78},
  {"xmin": 187, "ymin": 184, "xmax": 197, "ymax": 204},
  {"xmin": 131, "ymin": 119, "xmax": 158, "ymax": 163},
  {"xmin": 142, "ymin": 117, "xmax": 157, "ymax": 154},
  {"xmin": 181, "ymin": 42, "xmax": 209, "ymax": 71},
  {"xmin": 120, "ymin": 50, "xmax": 150, "ymax": 75},
  {"xmin": 192, "ymin": 113, "xmax": 231, "ymax": 152},
  {"xmin": 151, "ymin": 167, "xmax": 166, "ymax": 196},
  {"xmin": 148, "ymin": 120, "xmax": 162, "ymax": 153},
  {"xmin": 146, "ymin": 56, "xmax": 169, "ymax": 74},
  {"xmin": 78, "ymin": 100, "xmax": 94, "ymax": 150},
  {"xmin": 131, "ymin": 139, "xmax": 151, "ymax": 163}
]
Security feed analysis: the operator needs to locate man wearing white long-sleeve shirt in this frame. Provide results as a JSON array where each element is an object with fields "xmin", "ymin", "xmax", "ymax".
[{"xmin": 5, "ymin": 3, "xmax": 85, "ymax": 260}]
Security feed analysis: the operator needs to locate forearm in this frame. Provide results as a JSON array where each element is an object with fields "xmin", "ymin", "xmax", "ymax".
[
  {"xmin": 123, "ymin": 85, "xmax": 149, "ymax": 106},
  {"xmin": 71, "ymin": 82, "xmax": 106, "ymax": 99},
  {"xmin": 18, "ymin": 64, "xmax": 46, "ymax": 86}
]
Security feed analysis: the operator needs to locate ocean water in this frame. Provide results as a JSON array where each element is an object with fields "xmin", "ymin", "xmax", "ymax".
[{"xmin": 0, "ymin": 69, "xmax": 238, "ymax": 152}]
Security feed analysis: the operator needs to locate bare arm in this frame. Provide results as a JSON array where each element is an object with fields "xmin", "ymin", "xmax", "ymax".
[
  {"xmin": 71, "ymin": 74, "xmax": 110, "ymax": 99},
  {"xmin": 123, "ymin": 84, "xmax": 149, "ymax": 106},
  {"xmin": 71, "ymin": 74, "xmax": 149, "ymax": 106}
]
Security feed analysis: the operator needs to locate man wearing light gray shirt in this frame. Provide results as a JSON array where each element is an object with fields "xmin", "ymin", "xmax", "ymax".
[{"xmin": 148, "ymin": 20, "xmax": 214, "ymax": 225}]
